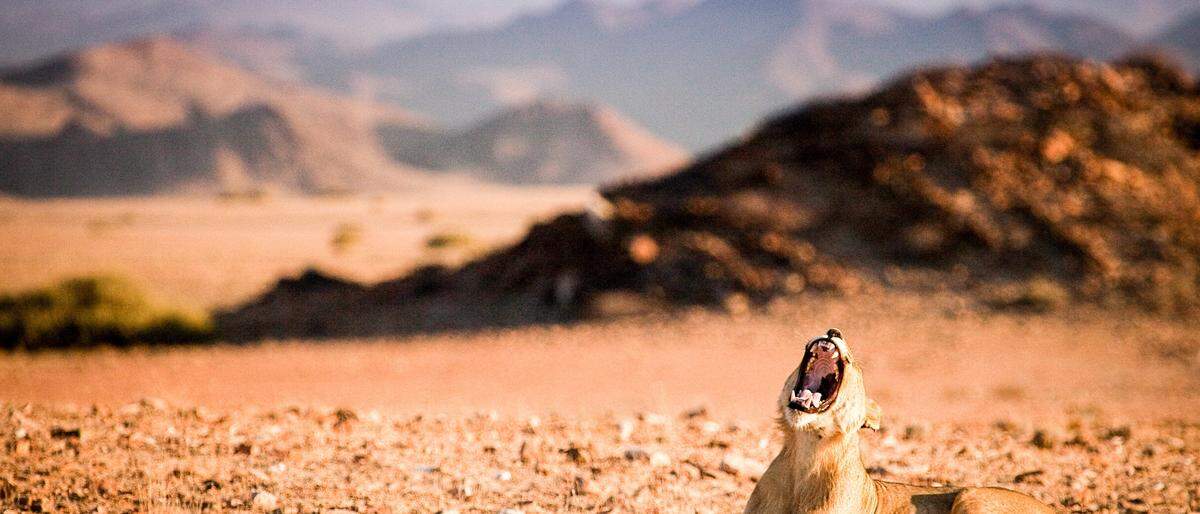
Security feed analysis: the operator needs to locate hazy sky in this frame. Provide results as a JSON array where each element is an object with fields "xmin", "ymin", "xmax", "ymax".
[{"xmin": 421, "ymin": 0, "xmax": 1002, "ymax": 29}]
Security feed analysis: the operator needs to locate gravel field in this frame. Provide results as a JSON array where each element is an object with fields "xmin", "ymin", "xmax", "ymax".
[{"xmin": 3, "ymin": 402, "xmax": 1197, "ymax": 513}]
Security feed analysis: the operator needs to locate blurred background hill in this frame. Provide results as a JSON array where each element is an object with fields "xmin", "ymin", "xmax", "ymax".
[{"xmin": 0, "ymin": 38, "xmax": 428, "ymax": 196}]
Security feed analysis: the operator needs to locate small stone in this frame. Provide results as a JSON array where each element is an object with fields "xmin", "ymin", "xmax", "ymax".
[
  {"xmin": 571, "ymin": 475, "xmax": 593, "ymax": 496},
  {"xmin": 1031, "ymin": 429, "xmax": 1060, "ymax": 449},
  {"xmin": 251, "ymin": 491, "xmax": 278, "ymax": 512},
  {"xmin": 618, "ymin": 419, "xmax": 636, "ymax": 441},
  {"xmin": 902, "ymin": 424, "xmax": 927, "ymax": 440},
  {"xmin": 623, "ymin": 446, "xmax": 649, "ymax": 461},
  {"xmin": 649, "ymin": 451, "xmax": 671, "ymax": 467},
  {"xmin": 141, "ymin": 397, "xmax": 168, "ymax": 411},
  {"xmin": 720, "ymin": 453, "xmax": 766, "ymax": 479}
]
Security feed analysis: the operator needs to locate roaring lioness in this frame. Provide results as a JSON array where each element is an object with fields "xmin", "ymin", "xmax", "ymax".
[{"xmin": 744, "ymin": 329, "xmax": 1055, "ymax": 514}]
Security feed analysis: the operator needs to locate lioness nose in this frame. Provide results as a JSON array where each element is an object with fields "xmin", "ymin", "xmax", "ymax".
[{"xmin": 826, "ymin": 328, "xmax": 842, "ymax": 340}]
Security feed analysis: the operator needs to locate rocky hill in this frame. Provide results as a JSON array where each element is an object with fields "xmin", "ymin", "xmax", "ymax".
[
  {"xmin": 0, "ymin": 37, "xmax": 426, "ymax": 196},
  {"xmin": 221, "ymin": 54, "xmax": 1200, "ymax": 338},
  {"xmin": 384, "ymin": 100, "xmax": 688, "ymax": 185}
]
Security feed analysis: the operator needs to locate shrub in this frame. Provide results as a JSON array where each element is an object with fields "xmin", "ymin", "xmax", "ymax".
[
  {"xmin": 330, "ymin": 223, "xmax": 363, "ymax": 253},
  {"xmin": 217, "ymin": 189, "xmax": 269, "ymax": 203},
  {"xmin": 425, "ymin": 231, "xmax": 472, "ymax": 250},
  {"xmin": 983, "ymin": 277, "xmax": 1071, "ymax": 313},
  {"xmin": 0, "ymin": 276, "xmax": 213, "ymax": 350}
]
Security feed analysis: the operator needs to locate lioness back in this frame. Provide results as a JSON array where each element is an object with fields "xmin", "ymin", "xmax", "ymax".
[
  {"xmin": 949, "ymin": 488, "xmax": 1056, "ymax": 513},
  {"xmin": 873, "ymin": 482, "xmax": 1054, "ymax": 513}
]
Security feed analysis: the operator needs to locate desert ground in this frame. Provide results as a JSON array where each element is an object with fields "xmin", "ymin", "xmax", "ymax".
[
  {"xmin": 2, "ymin": 191, "xmax": 1199, "ymax": 513},
  {"xmin": 0, "ymin": 185, "xmax": 594, "ymax": 309}
]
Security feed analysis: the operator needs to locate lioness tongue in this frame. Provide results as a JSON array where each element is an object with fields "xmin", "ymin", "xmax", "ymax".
[{"xmin": 802, "ymin": 344, "xmax": 838, "ymax": 392}]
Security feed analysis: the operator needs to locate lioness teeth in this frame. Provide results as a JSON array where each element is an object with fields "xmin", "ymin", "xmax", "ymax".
[
  {"xmin": 791, "ymin": 389, "xmax": 822, "ymax": 409},
  {"xmin": 805, "ymin": 392, "xmax": 822, "ymax": 409}
]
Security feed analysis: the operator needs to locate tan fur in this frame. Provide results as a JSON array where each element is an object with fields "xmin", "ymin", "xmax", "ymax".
[{"xmin": 744, "ymin": 330, "xmax": 1056, "ymax": 514}]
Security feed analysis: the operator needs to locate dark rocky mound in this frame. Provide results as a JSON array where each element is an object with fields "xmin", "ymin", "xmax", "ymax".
[{"xmin": 220, "ymin": 54, "xmax": 1200, "ymax": 339}]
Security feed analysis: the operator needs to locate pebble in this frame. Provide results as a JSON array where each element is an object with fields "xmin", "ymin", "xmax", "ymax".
[
  {"xmin": 649, "ymin": 451, "xmax": 671, "ymax": 467},
  {"xmin": 618, "ymin": 419, "xmax": 636, "ymax": 441},
  {"xmin": 720, "ymin": 452, "xmax": 766, "ymax": 479},
  {"xmin": 251, "ymin": 491, "xmax": 278, "ymax": 511},
  {"xmin": 623, "ymin": 446, "xmax": 649, "ymax": 461}
]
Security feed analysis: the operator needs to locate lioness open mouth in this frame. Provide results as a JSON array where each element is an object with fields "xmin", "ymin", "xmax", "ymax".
[{"xmin": 788, "ymin": 338, "xmax": 844, "ymax": 413}]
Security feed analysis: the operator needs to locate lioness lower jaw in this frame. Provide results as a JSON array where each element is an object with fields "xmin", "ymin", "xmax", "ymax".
[{"xmin": 744, "ymin": 330, "xmax": 1055, "ymax": 514}]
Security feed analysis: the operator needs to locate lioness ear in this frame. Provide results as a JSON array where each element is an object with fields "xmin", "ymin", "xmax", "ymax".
[{"xmin": 862, "ymin": 399, "xmax": 882, "ymax": 431}]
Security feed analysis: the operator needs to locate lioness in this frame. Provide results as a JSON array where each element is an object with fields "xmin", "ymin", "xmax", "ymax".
[{"xmin": 744, "ymin": 329, "xmax": 1055, "ymax": 514}]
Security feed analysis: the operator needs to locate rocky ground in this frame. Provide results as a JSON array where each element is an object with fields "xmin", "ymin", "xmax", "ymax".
[{"xmin": 2, "ymin": 402, "xmax": 1197, "ymax": 513}]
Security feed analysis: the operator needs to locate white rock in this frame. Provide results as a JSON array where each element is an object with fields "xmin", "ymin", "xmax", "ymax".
[
  {"xmin": 701, "ymin": 421, "xmax": 722, "ymax": 434},
  {"xmin": 649, "ymin": 451, "xmax": 671, "ymax": 467},
  {"xmin": 495, "ymin": 470, "xmax": 512, "ymax": 481},
  {"xmin": 118, "ymin": 403, "xmax": 142, "ymax": 417},
  {"xmin": 251, "ymin": 491, "xmax": 278, "ymax": 511},
  {"xmin": 618, "ymin": 419, "xmax": 636, "ymax": 441},
  {"xmin": 720, "ymin": 453, "xmax": 766, "ymax": 479}
]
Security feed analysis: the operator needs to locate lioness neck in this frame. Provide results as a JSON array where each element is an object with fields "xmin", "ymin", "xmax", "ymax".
[{"xmin": 783, "ymin": 430, "xmax": 878, "ymax": 513}]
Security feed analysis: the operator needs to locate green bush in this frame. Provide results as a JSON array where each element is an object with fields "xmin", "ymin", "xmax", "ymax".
[{"xmin": 0, "ymin": 276, "xmax": 213, "ymax": 351}]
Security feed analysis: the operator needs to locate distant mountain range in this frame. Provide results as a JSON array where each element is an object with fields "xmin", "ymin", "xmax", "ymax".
[
  {"xmin": 383, "ymin": 100, "xmax": 688, "ymax": 184},
  {"xmin": 0, "ymin": 0, "xmax": 442, "ymax": 67},
  {"xmin": 1153, "ymin": 11, "xmax": 1200, "ymax": 72},
  {"xmin": 5, "ymin": 1, "xmax": 1198, "ymax": 152},
  {"xmin": 362, "ymin": 0, "xmax": 1156, "ymax": 150},
  {"xmin": 0, "ymin": 38, "xmax": 686, "ymax": 196},
  {"xmin": 0, "ymin": 38, "xmax": 429, "ymax": 196},
  {"xmin": 1026, "ymin": 0, "xmax": 1199, "ymax": 36},
  {"xmin": 163, "ymin": 0, "xmax": 1196, "ymax": 151}
]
